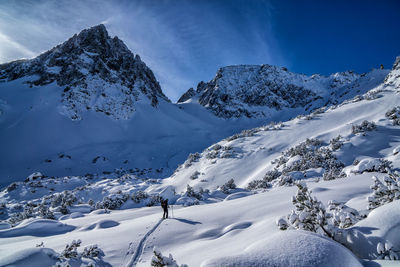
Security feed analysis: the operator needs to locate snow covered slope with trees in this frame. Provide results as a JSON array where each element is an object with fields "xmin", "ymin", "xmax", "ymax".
[
  {"xmin": 0, "ymin": 24, "xmax": 388, "ymax": 189},
  {"xmin": 0, "ymin": 55, "xmax": 399, "ymax": 266}
]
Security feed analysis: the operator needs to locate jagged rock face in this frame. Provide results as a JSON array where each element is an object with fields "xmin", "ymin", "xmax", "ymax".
[
  {"xmin": 0, "ymin": 24, "xmax": 168, "ymax": 120},
  {"xmin": 177, "ymin": 88, "xmax": 196, "ymax": 103},
  {"xmin": 384, "ymin": 56, "xmax": 400, "ymax": 89},
  {"xmin": 180, "ymin": 64, "xmax": 360, "ymax": 118}
]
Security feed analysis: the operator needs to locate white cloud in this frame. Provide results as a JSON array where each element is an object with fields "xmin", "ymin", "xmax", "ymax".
[{"xmin": 0, "ymin": 32, "xmax": 36, "ymax": 62}]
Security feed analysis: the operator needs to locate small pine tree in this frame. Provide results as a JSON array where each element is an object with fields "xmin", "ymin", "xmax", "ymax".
[
  {"xmin": 368, "ymin": 173, "xmax": 400, "ymax": 210},
  {"xmin": 287, "ymin": 182, "xmax": 333, "ymax": 238},
  {"xmin": 151, "ymin": 247, "xmax": 187, "ymax": 267},
  {"xmin": 59, "ymin": 239, "xmax": 81, "ymax": 259}
]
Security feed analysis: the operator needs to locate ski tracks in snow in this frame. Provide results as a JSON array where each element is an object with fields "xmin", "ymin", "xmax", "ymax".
[{"xmin": 125, "ymin": 218, "xmax": 163, "ymax": 267}]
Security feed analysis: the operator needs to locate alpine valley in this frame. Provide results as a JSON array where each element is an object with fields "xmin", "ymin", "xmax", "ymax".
[{"xmin": 0, "ymin": 25, "xmax": 399, "ymax": 267}]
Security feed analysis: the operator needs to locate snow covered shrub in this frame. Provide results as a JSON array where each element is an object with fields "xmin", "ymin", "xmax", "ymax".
[
  {"xmin": 8, "ymin": 202, "xmax": 36, "ymax": 225},
  {"xmin": 322, "ymin": 163, "xmax": 347, "ymax": 181},
  {"xmin": 385, "ymin": 106, "xmax": 400, "ymax": 125},
  {"xmin": 351, "ymin": 120, "xmax": 376, "ymax": 134},
  {"xmin": 368, "ymin": 173, "xmax": 400, "ymax": 210},
  {"xmin": 276, "ymin": 138, "xmax": 345, "ymax": 179},
  {"xmin": 55, "ymin": 241, "xmax": 105, "ymax": 266},
  {"xmin": 38, "ymin": 202, "xmax": 55, "ymax": 220},
  {"xmin": 329, "ymin": 135, "xmax": 343, "ymax": 151},
  {"xmin": 146, "ymin": 194, "xmax": 162, "ymax": 207},
  {"xmin": 247, "ymin": 169, "xmax": 281, "ymax": 190},
  {"xmin": 278, "ymin": 183, "xmax": 335, "ymax": 239},
  {"xmin": 88, "ymin": 199, "xmax": 94, "ymax": 207},
  {"xmin": 377, "ymin": 241, "xmax": 400, "ymax": 260},
  {"xmin": 184, "ymin": 152, "xmax": 200, "ymax": 168},
  {"xmin": 190, "ymin": 171, "xmax": 200, "ymax": 180},
  {"xmin": 312, "ymin": 107, "xmax": 326, "ymax": 116},
  {"xmin": 327, "ymin": 200, "xmax": 362, "ymax": 228},
  {"xmin": 275, "ymin": 174, "xmax": 296, "ymax": 186},
  {"xmin": 96, "ymin": 192, "xmax": 129, "ymax": 210},
  {"xmin": 225, "ymin": 128, "xmax": 259, "ymax": 141},
  {"xmin": 131, "ymin": 190, "xmax": 149, "ymax": 203},
  {"xmin": 81, "ymin": 244, "xmax": 105, "ymax": 258},
  {"xmin": 59, "ymin": 239, "xmax": 81, "ymax": 259},
  {"xmin": 247, "ymin": 179, "xmax": 271, "ymax": 190},
  {"xmin": 151, "ymin": 247, "xmax": 187, "ymax": 267},
  {"xmin": 219, "ymin": 179, "xmax": 236, "ymax": 194},
  {"xmin": 364, "ymin": 89, "xmax": 383, "ymax": 100},
  {"xmin": 50, "ymin": 190, "xmax": 77, "ymax": 211},
  {"xmin": 205, "ymin": 144, "xmax": 235, "ymax": 159},
  {"xmin": 352, "ymin": 158, "xmax": 392, "ymax": 174},
  {"xmin": 185, "ymin": 185, "xmax": 202, "ymax": 200}
]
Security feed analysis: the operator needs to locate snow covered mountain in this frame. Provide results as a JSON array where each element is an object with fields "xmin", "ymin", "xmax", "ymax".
[
  {"xmin": 0, "ymin": 25, "xmax": 275, "ymax": 188},
  {"xmin": 1, "ymin": 24, "xmax": 389, "ymax": 189},
  {"xmin": 0, "ymin": 24, "xmax": 167, "ymax": 121},
  {"xmin": 179, "ymin": 64, "xmax": 389, "ymax": 118}
]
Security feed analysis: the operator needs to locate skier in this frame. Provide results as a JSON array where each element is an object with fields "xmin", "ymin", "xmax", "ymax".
[{"xmin": 161, "ymin": 198, "xmax": 169, "ymax": 219}]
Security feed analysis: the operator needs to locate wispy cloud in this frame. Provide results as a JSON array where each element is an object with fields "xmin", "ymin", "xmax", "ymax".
[{"xmin": 0, "ymin": 0, "xmax": 285, "ymax": 101}]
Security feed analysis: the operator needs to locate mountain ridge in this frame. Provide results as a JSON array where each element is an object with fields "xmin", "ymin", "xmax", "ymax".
[
  {"xmin": 0, "ymin": 24, "xmax": 168, "ymax": 120},
  {"xmin": 179, "ymin": 63, "xmax": 389, "ymax": 119}
]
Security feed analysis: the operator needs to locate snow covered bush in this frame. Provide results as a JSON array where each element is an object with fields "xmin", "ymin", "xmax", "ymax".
[
  {"xmin": 322, "ymin": 163, "xmax": 347, "ymax": 181},
  {"xmin": 81, "ymin": 244, "xmax": 105, "ymax": 258},
  {"xmin": 8, "ymin": 203, "xmax": 35, "ymax": 225},
  {"xmin": 376, "ymin": 241, "xmax": 400, "ymax": 260},
  {"xmin": 131, "ymin": 190, "xmax": 149, "ymax": 203},
  {"xmin": 329, "ymin": 135, "xmax": 344, "ymax": 151},
  {"xmin": 279, "ymin": 182, "xmax": 334, "ymax": 238},
  {"xmin": 95, "ymin": 191, "xmax": 129, "ymax": 210},
  {"xmin": 205, "ymin": 144, "xmax": 235, "ymax": 159},
  {"xmin": 50, "ymin": 190, "xmax": 77, "ymax": 213},
  {"xmin": 190, "ymin": 171, "xmax": 201, "ymax": 180},
  {"xmin": 146, "ymin": 194, "xmax": 162, "ymax": 207},
  {"xmin": 247, "ymin": 179, "xmax": 271, "ymax": 190},
  {"xmin": 277, "ymin": 182, "xmax": 362, "ymax": 242},
  {"xmin": 151, "ymin": 247, "xmax": 187, "ymax": 267},
  {"xmin": 350, "ymin": 158, "xmax": 392, "ymax": 174},
  {"xmin": 38, "ymin": 201, "xmax": 55, "ymax": 220},
  {"xmin": 351, "ymin": 120, "xmax": 376, "ymax": 134},
  {"xmin": 55, "ymin": 240, "xmax": 105, "ymax": 266},
  {"xmin": 385, "ymin": 106, "xmax": 400, "ymax": 125},
  {"xmin": 247, "ymin": 169, "xmax": 280, "ymax": 190},
  {"xmin": 275, "ymin": 138, "xmax": 345, "ymax": 180},
  {"xmin": 327, "ymin": 200, "xmax": 363, "ymax": 228},
  {"xmin": 185, "ymin": 185, "xmax": 202, "ymax": 200},
  {"xmin": 219, "ymin": 179, "xmax": 236, "ymax": 194},
  {"xmin": 184, "ymin": 152, "xmax": 200, "ymax": 168},
  {"xmin": 368, "ymin": 173, "xmax": 400, "ymax": 210},
  {"xmin": 59, "ymin": 239, "xmax": 81, "ymax": 259}
]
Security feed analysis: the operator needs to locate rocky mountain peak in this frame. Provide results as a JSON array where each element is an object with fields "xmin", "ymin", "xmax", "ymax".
[
  {"xmin": 177, "ymin": 64, "xmax": 388, "ymax": 119},
  {"xmin": 0, "ymin": 24, "xmax": 169, "ymax": 120}
]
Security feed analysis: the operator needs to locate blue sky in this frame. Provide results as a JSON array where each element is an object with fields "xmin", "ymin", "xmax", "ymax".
[{"xmin": 0, "ymin": 0, "xmax": 399, "ymax": 101}]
